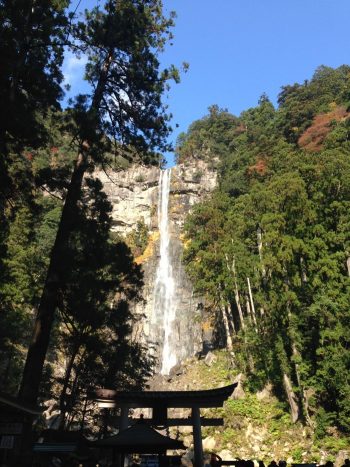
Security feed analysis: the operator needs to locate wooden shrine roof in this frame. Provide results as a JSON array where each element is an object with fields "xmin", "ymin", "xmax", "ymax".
[
  {"xmin": 0, "ymin": 392, "xmax": 43, "ymax": 415},
  {"xmin": 93, "ymin": 421, "xmax": 185, "ymax": 453},
  {"xmin": 94, "ymin": 383, "xmax": 237, "ymax": 409}
]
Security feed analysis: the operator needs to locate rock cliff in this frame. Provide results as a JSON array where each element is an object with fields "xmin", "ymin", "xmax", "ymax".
[{"xmin": 97, "ymin": 158, "xmax": 217, "ymax": 371}]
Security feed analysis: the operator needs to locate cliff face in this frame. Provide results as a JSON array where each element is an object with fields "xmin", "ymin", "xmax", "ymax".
[{"xmin": 97, "ymin": 159, "xmax": 217, "ymax": 371}]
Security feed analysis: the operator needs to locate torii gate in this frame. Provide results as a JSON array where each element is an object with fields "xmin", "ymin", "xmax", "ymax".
[{"xmin": 94, "ymin": 384, "xmax": 236, "ymax": 467}]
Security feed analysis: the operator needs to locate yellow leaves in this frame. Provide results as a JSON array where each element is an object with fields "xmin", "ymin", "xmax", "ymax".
[
  {"xmin": 169, "ymin": 203, "xmax": 182, "ymax": 215},
  {"xmin": 202, "ymin": 320, "xmax": 213, "ymax": 332},
  {"xmin": 134, "ymin": 231, "xmax": 160, "ymax": 264},
  {"xmin": 179, "ymin": 233, "xmax": 191, "ymax": 250}
]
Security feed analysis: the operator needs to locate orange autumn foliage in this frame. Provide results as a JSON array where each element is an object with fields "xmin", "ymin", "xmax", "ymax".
[
  {"xmin": 298, "ymin": 106, "xmax": 349, "ymax": 152},
  {"xmin": 247, "ymin": 157, "xmax": 268, "ymax": 175}
]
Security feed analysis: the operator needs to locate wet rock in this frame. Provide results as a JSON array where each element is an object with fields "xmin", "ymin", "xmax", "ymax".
[
  {"xmin": 180, "ymin": 426, "xmax": 192, "ymax": 435},
  {"xmin": 245, "ymin": 423, "xmax": 253, "ymax": 440},
  {"xmin": 335, "ymin": 451, "xmax": 349, "ymax": 467},
  {"xmin": 183, "ymin": 449, "xmax": 194, "ymax": 461},
  {"xmin": 218, "ymin": 450, "xmax": 234, "ymax": 461},
  {"xmin": 181, "ymin": 455, "xmax": 193, "ymax": 467},
  {"xmin": 202, "ymin": 436, "xmax": 217, "ymax": 451},
  {"xmin": 256, "ymin": 383, "xmax": 273, "ymax": 401},
  {"xmin": 183, "ymin": 436, "xmax": 193, "ymax": 448},
  {"xmin": 231, "ymin": 373, "xmax": 246, "ymax": 400},
  {"xmin": 204, "ymin": 351, "xmax": 217, "ymax": 367}
]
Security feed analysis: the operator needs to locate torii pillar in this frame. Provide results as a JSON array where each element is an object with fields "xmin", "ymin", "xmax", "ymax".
[{"xmin": 192, "ymin": 406, "xmax": 203, "ymax": 467}]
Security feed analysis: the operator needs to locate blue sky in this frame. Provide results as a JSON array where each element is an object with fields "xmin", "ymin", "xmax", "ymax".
[{"xmin": 63, "ymin": 0, "xmax": 350, "ymax": 166}]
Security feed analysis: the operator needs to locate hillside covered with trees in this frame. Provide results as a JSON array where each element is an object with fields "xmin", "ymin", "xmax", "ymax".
[{"xmin": 179, "ymin": 65, "xmax": 350, "ymax": 439}]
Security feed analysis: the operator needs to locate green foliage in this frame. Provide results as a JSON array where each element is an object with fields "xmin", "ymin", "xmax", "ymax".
[
  {"xmin": 176, "ymin": 105, "xmax": 239, "ymax": 165},
  {"xmin": 125, "ymin": 219, "xmax": 149, "ymax": 257},
  {"xmin": 277, "ymin": 65, "xmax": 350, "ymax": 143},
  {"xmin": 314, "ymin": 407, "xmax": 336, "ymax": 439},
  {"xmin": 182, "ymin": 65, "xmax": 350, "ymax": 435},
  {"xmin": 290, "ymin": 447, "xmax": 303, "ymax": 463},
  {"xmin": 70, "ymin": 0, "xmax": 177, "ymax": 159},
  {"xmin": 225, "ymin": 395, "xmax": 270, "ymax": 423},
  {"xmin": 0, "ymin": 0, "xmax": 67, "ymax": 150},
  {"xmin": 53, "ymin": 177, "xmax": 152, "ymax": 428},
  {"xmin": 193, "ymin": 169, "xmax": 203, "ymax": 182},
  {"xmin": 316, "ymin": 436, "xmax": 350, "ymax": 456},
  {"xmin": 0, "ymin": 197, "xmax": 62, "ymax": 393},
  {"xmin": 135, "ymin": 174, "xmax": 146, "ymax": 183}
]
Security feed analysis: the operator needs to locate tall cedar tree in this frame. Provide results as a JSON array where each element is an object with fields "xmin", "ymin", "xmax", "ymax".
[
  {"xmin": 55, "ymin": 177, "xmax": 150, "ymax": 430},
  {"xmin": 19, "ymin": 0, "xmax": 177, "ymax": 405}
]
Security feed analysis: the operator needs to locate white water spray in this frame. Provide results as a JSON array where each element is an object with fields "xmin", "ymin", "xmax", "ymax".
[{"xmin": 152, "ymin": 169, "xmax": 177, "ymax": 375}]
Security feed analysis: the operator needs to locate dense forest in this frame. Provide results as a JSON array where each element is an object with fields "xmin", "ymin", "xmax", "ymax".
[
  {"xmin": 178, "ymin": 65, "xmax": 350, "ymax": 436},
  {"xmin": 0, "ymin": 0, "xmax": 178, "ymax": 434}
]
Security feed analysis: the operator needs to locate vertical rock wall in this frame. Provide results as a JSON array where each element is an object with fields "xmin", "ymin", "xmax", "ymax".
[{"xmin": 97, "ymin": 159, "xmax": 217, "ymax": 372}]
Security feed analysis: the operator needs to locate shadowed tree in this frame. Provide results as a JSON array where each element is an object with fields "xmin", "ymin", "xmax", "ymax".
[
  {"xmin": 0, "ymin": 0, "xmax": 68, "ymax": 313},
  {"xmin": 52, "ymin": 177, "xmax": 151, "ymax": 429},
  {"xmin": 19, "ymin": 0, "xmax": 178, "ymax": 405}
]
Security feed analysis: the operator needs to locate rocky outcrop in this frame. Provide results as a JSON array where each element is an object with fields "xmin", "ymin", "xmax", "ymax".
[
  {"xmin": 97, "ymin": 158, "xmax": 218, "ymax": 371},
  {"xmin": 97, "ymin": 165, "xmax": 160, "ymax": 234}
]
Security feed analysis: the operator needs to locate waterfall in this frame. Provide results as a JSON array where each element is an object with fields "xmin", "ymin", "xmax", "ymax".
[{"xmin": 152, "ymin": 169, "xmax": 177, "ymax": 375}]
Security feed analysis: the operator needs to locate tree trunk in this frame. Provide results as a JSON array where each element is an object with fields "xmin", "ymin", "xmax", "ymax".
[
  {"xmin": 58, "ymin": 342, "xmax": 81, "ymax": 429},
  {"xmin": 286, "ymin": 306, "xmax": 312, "ymax": 426},
  {"xmin": 18, "ymin": 154, "xmax": 87, "ymax": 404},
  {"xmin": 247, "ymin": 277, "xmax": 258, "ymax": 331},
  {"xmin": 291, "ymin": 341, "xmax": 313, "ymax": 426},
  {"xmin": 300, "ymin": 256, "xmax": 308, "ymax": 283},
  {"xmin": 256, "ymin": 229, "xmax": 268, "ymax": 320},
  {"xmin": 80, "ymin": 396, "xmax": 89, "ymax": 433},
  {"xmin": 2, "ymin": 349, "xmax": 13, "ymax": 389},
  {"xmin": 246, "ymin": 298, "xmax": 252, "ymax": 323},
  {"xmin": 232, "ymin": 258, "xmax": 245, "ymax": 330},
  {"xmin": 9, "ymin": 1, "xmax": 34, "ymax": 104},
  {"xmin": 228, "ymin": 303, "xmax": 237, "ymax": 335},
  {"xmin": 283, "ymin": 372, "xmax": 300, "ymax": 423},
  {"xmin": 219, "ymin": 298, "xmax": 233, "ymax": 351},
  {"xmin": 257, "ymin": 227, "xmax": 266, "ymax": 279},
  {"xmin": 224, "ymin": 252, "xmax": 244, "ymax": 331},
  {"xmin": 18, "ymin": 51, "xmax": 114, "ymax": 405}
]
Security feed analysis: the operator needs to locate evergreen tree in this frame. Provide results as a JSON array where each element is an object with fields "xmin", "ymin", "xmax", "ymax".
[
  {"xmin": 182, "ymin": 66, "xmax": 350, "ymax": 434},
  {"xmin": 19, "ymin": 0, "xmax": 178, "ymax": 405},
  {"xmin": 52, "ymin": 177, "xmax": 151, "ymax": 430}
]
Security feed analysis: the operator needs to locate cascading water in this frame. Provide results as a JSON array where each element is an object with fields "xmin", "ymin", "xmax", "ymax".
[{"xmin": 151, "ymin": 169, "xmax": 177, "ymax": 375}]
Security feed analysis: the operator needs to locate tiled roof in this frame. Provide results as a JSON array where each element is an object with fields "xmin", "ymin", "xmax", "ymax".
[{"xmin": 94, "ymin": 421, "xmax": 185, "ymax": 453}]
